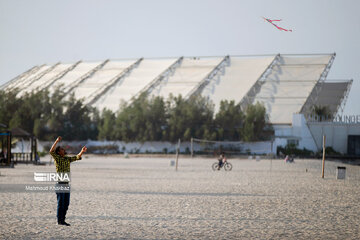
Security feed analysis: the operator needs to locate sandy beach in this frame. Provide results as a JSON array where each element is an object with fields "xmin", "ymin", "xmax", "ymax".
[{"xmin": 0, "ymin": 155, "xmax": 359, "ymax": 239}]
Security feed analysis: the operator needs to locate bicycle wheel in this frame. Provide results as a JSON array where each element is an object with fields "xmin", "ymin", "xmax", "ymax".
[
  {"xmin": 224, "ymin": 162, "xmax": 232, "ymax": 171},
  {"xmin": 212, "ymin": 162, "xmax": 219, "ymax": 171}
]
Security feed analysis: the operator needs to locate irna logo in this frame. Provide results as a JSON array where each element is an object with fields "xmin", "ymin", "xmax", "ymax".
[{"xmin": 34, "ymin": 172, "xmax": 71, "ymax": 182}]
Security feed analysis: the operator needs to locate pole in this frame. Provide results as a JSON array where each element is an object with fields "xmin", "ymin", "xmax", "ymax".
[
  {"xmin": 191, "ymin": 137, "xmax": 193, "ymax": 158},
  {"xmin": 322, "ymin": 135, "xmax": 326, "ymax": 178},
  {"xmin": 175, "ymin": 139, "xmax": 180, "ymax": 171},
  {"xmin": 30, "ymin": 137, "xmax": 33, "ymax": 162},
  {"xmin": 270, "ymin": 138, "xmax": 273, "ymax": 172},
  {"xmin": 35, "ymin": 138, "xmax": 38, "ymax": 160},
  {"xmin": 7, "ymin": 131, "xmax": 11, "ymax": 166}
]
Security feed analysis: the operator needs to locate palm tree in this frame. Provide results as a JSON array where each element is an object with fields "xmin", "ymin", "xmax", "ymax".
[{"xmin": 312, "ymin": 105, "xmax": 331, "ymax": 122}]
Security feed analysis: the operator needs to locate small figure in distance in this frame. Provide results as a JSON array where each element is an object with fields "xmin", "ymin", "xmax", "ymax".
[
  {"xmin": 0, "ymin": 150, "xmax": 4, "ymax": 163},
  {"xmin": 285, "ymin": 155, "xmax": 294, "ymax": 163},
  {"xmin": 218, "ymin": 152, "xmax": 227, "ymax": 170}
]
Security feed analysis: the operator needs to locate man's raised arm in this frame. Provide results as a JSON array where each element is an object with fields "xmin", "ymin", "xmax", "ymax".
[
  {"xmin": 77, "ymin": 146, "xmax": 87, "ymax": 159},
  {"xmin": 50, "ymin": 136, "xmax": 62, "ymax": 153}
]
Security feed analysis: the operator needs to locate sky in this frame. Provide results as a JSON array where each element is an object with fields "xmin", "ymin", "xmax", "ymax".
[{"xmin": 0, "ymin": 0, "xmax": 359, "ymax": 115}]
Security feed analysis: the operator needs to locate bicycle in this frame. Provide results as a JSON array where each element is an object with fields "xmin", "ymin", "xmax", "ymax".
[{"xmin": 212, "ymin": 161, "xmax": 232, "ymax": 171}]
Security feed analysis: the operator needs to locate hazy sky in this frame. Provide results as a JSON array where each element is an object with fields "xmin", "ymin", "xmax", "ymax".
[{"xmin": 0, "ymin": 0, "xmax": 359, "ymax": 115}]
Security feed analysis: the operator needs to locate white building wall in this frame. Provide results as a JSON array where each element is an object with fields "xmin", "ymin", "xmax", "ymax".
[
  {"xmin": 308, "ymin": 123, "xmax": 360, "ymax": 154},
  {"xmin": 274, "ymin": 113, "xmax": 360, "ymax": 154},
  {"xmin": 292, "ymin": 114, "xmax": 319, "ymax": 151},
  {"xmin": 274, "ymin": 114, "xmax": 318, "ymax": 152}
]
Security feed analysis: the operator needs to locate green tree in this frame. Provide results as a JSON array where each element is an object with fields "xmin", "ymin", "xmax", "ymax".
[
  {"xmin": 242, "ymin": 102, "xmax": 268, "ymax": 141},
  {"xmin": 165, "ymin": 95, "xmax": 214, "ymax": 142},
  {"xmin": 143, "ymin": 96, "xmax": 167, "ymax": 141},
  {"xmin": 6, "ymin": 90, "xmax": 52, "ymax": 135},
  {"xmin": 214, "ymin": 100, "xmax": 244, "ymax": 140},
  {"xmin": 1, "ymin": 87, "xmax": 274, "ymax": 143},
  {"xmin": 116, "ymin": 97, "xmax": 146, "ymax": 141},
  {"xmin": 45, "ymin": 89, "xmax": 67, "ymax": 140},
  {"xmin": 114, "ymin": 96, "xmax": 167, "ymax": 142},
  {"xmin": 312, "ymin": 105, "xmax": 331, "ymax": 122},
  {"xmin": 98, "ymin": 109, "xmax": 116, "ymax": 140},
  {"xmin": 61, "ymin": 94, "xmax": 96, "ymax": 140},
  {"xmin": 0, "ymin": 89, "xmax": 22, "ymax": 127}
]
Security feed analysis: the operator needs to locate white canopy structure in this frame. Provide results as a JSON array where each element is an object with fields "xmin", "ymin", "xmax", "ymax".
[
  {"xmin": 48, "ymin": 61, "xmax": 101, "ymax": 95},
  {"xmin": 201, "ymin": 56, "xmax": 276, "ymax": 112},
  {"xmin": 1, "ymin": 53, "xmax": 352, "ymax": 125},
  {"xmin": 71, "ymin": 59, "xmax": 140, "ymax": 104},
  {"xmin": 250, "ymin": 54, "xmax": 336, "ymax": 124},
  {"xmin": 13, "ymin": 65, "xmax": 52, "ymax": 95},
  {"xmin": 94, "ymin": 58, "xmax": 178, "ymax": 112},
  {"xmin": 149, "ymin": 57, "xmax": 226, "ymax": 99}
]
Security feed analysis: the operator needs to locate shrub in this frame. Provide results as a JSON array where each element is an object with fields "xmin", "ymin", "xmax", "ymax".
[{"xmin": 277, "ymin": 144, "xmax": 314, "ymax": 157}]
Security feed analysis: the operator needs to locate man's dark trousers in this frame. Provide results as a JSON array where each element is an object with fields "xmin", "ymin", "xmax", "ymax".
[{"xmin": 56, "ymin": 192, "xmax": 70, "ymax": 223}]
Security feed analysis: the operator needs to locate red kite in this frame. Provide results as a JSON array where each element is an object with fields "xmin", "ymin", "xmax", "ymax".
[{"xmin": 263, "ymin": 17, "xmax": 292, "ymax": 32}]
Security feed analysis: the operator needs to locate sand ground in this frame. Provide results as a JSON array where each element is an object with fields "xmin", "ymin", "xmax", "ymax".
[{"xmin": 0, "ymin": 155, "xmax": 360, "ymax": 239}]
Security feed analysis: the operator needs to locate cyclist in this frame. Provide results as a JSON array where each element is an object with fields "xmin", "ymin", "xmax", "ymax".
[{"xmin": 217, "ymin": 152, "xmax": 227, "ymax": 170}]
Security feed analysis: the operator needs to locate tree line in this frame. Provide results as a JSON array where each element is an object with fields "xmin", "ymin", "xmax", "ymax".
[{"xmin": 0, "ymin": 89, "xmax": 272, "ymax": 142}]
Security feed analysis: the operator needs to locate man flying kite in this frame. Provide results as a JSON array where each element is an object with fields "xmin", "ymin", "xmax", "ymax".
[{"xmin": 263, "ymin": 17, "xmax": 292, "ymax": 32}]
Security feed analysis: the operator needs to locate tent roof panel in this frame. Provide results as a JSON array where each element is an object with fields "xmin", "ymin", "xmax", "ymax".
[
  {"xmin": 25, "ymin": 64, "xmax": 72, "ymax": 92},
  {"xmin": 303, "ymin": 81, "xmax": 352, "ymax": 116},
  {"xmin": 280, "ymin": 55, "xmax": 332, "ymax": 65},
  {"xmin": 151, "ymin": 58, "xmax": 223, "ymax": 98},
  {"xmin": 251, "ymin": 54, "xmax": 333, "ymax": 124},
  {"xmin": 49, "ymin": 62, "xmax": 100, "ymax": 93},
  {"xmin": 201, "ymin": 56, "xmax": 275, "ymax": 112},
  {"xmin": 72, "ymin": 60, "xmax": 137, "ymax": 100},
  {"xmin": 15, "ymin": 65, "xmax": 51, "ymax": 92},
  {"xmin": 94, "ymin": 58, "xmax": 177, "ymax": 111}
]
